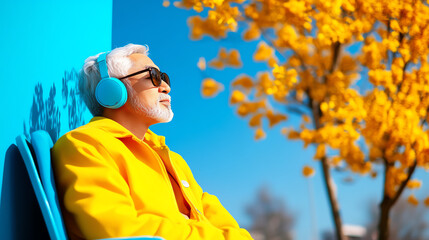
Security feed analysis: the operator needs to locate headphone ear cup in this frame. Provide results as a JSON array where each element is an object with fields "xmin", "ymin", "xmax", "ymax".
[{"xmin": 95, "ymin": 78, "xmax": 128, "ymax": 109}]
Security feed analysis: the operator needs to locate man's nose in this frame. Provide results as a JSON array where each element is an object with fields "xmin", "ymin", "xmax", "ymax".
[{"xmin": 159, "ymin": 80, "xmax": 171, "ymax": 94}]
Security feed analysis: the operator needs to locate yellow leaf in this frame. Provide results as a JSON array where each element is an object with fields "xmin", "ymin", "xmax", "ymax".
[
  {"xmin": 302, "ymin": 115, "xmax": 310, "ymax": 123},
  {"xmin": 230, "ymin": 90, "xmax": 246, "ymax": 104},
  {"xmin": 320, "ymin": 102, "xmax": 329, "ymax": 113},
  {"xmin": 255, "ymin": 128, "xmax": 266, "ymax": 140},
  {"xmin": 201, "ymin": 78, "xmax": 224, "ymax": 97},
  {"xmin": 193, "ymin": 2, "xmax": 204, "ymax": 12},
  {"xmin": 266, "ymin": 110, "xmax": 287, "ymax": 127},
  {"xmin": 226, "ymin": 49, "xmax": 242, "ymax": 67},
  {"xmin": 173, "ymin": 1, "xmax": 183, "ymax": 7},
  {"xmin": 407, "ymin": 179, "xmax": 422, "ymax": 189},
  {"xmin": 209, "ymin": 48, "xmax": 242, "ymax": 69},
  {"xmin": 219, "ymin": 48, "xmax": 228, "ymax": 59},
  {"xmin": 243, "ymin": 22, "xmax": 261, "ymax": 41},
  {"xmin": 249, "ymin": 113, "xmax": 264, "ymax": 128},
  {"xmin": 390, "ymin": 20, "xmax": 401, "ymax": 32},
  {"xmin": 253, "ymin": 41, "xmax": 274, "ymax": 61},
  {"xmin": 330, "ymin": 156, "xmax": 342, "ymax": 166},
  {"xmin": 407, "ymin": 194, "xmax": 419, "ymax": 206},
  {"xmin": 314, "ymin": 144, "xmax": 326, "ymax": 160},
  {"xmin": 162, "ymin": 0, "xmax": 170, "ymax": 7},
  {"xmin": 188, "ymin": 16, "xmax": 228, "ymax": 40},
  {"xmin": 197, "ymin": 57, "xmax": 206, "ymax": 71},
  {"xmin": 281, "ymin": 127, "xmax": 288, "ymax": 135},
  {"xmin": 424, "ymin": 197, "xmax": 429, "ymax": 207},
  {"xmin": 209, "ymin": 59, "xmax": 224, "ymax": 69},
  {"xmin": 288, "ymin": 56, "xmax": 301, "ymax": 67},
  {"xmin": 267, "ymin": 57, "xmax": 277, "ymax": 68},
  {"xmin": 288, "ymin": 130, "xmax": 300, "ymax": 140},
  {"xmin": 302, "ymin": 165, "xmax": 315, "ymax": 177},
  {"xmin": 232, "ymin": 75, "xmax": 253, "ymax": 89}
]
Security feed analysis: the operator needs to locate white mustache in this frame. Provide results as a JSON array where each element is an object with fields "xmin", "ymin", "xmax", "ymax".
[{"xmin": 159, "ymin": 94, "xmax": 171, "ymax": 102}]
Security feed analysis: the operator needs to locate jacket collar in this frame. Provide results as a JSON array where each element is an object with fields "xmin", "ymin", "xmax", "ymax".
[{"xmin": 89, "ymin": 116, "xmax": 167, "ymax": 148}]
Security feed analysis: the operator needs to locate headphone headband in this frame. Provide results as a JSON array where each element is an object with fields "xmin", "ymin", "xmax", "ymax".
[{"xmin": 97, "ymin": 52, "xmax": 110, "ymax": 79}]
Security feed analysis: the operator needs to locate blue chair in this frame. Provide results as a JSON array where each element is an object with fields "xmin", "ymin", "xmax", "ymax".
[
  {"xmin": 16, "ymin": 130, "xmax": 164, "ymax": 240},
  {"xmin": 16, "ymin": 131, "xmax": 68, "ymax": 240}
]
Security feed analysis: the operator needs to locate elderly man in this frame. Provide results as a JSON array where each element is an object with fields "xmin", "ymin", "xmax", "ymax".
[{"xmin": 52, "ymin": 44, "xmax": 253, "ymax": 240}]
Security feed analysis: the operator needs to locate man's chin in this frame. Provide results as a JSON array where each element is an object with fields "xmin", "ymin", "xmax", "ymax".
[
  {"xmin": 146, "ymin": 110, "xmax": 174, "ymax": 124},
  {"xmin": 157, "ymin": 112, "xmax": 174, "ymax": 123}
]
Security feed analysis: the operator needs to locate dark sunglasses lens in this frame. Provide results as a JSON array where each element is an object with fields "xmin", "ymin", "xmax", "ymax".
[
  {"xmin": 150, "ymin": 68, "xmax": 162, "ymax": 87},
  {"xmin": 161, "ymin": 73, "xmax": 170, "ymax": 87}
]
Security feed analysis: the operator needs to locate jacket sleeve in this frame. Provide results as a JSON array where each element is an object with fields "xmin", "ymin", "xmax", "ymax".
[
  {"xmin": 52, "ymin": 132, "xmax": 253, "ymax": 240},
  {"xmin": 172, "ymin": 153, "xmax": 253, "ymax": 240},
  {"xmin": 201, "ymin": 192, "xmax": 253, "ymax": 239}
]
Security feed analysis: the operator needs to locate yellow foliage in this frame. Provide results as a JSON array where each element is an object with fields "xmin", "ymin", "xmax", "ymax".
[
  {"xmin": 302, "ymin": 165, "xmax": 315, "ymax": 177},
  {"xmin": 407, "ymin": 194, "xmax": 419, "ymax": 206},
  {"xmin": 314, "ymin": 144, "xmax": 326, "ymax": 160},
  {"xmin": 209, "ymin": 48, "xmax": 242, "ymax": 69},
  {"xmin": 230, "ymin": 90, "xmax": 246, "ymax": 104},
  {"xmin": 232, "ymin": 75, "xmax": 253, "ymax": 90},
  {"xmin": 425, "ymin": 197, "xmax": 429, "ymax": 207},
  {"xmin": 201, "ymin": 78, "xmax": 224, "ymax": 97},
  {"xmin": 179, "ymin": 0, "xmax": 429, "ymax": 213},
  {"xmin": 243, "ymin": 22, "xmax": 261, "ymax": 41},
  {"xmin": 253, "ymin": 41, "xmax": 274, "ymax": 61},
  {"xmin": 266, "ymin": 110, "xmax": 287, "ymax": 127},
  {"xmin": 188, "ymin": 16, "xmax": 228, "ymax": 39},
  {"xmin": 162, "ymin": 0, "xmax": 170, "ymax": 7},
  {"xmin": 255, "ymin": 128, "xmax": 266, "ymax": 140},
  {"xmin": 288, "ymin": 130, "xmax": 300, "ymax": 140},
  {"xmin": 236, "ymin": 101, "xmax": 264, "ymax": 117},
  {"xmin": 330, "ymin": 156, "xmax": 342, "ymax": 167},
  {"xmin": 249, "ymin": 113, "xmax": 264, "ymax": 128},
  {"xmin": 407, "ymin": 179, "xmax": 422, "ymax": 189}
]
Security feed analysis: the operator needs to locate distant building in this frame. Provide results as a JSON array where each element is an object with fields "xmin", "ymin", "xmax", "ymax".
[{"xmin": 323, "ymin": 224, "xmax": 367, "ymax": 240}]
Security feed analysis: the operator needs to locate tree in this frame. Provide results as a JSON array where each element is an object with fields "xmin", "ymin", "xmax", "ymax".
[
  {"xmin": 246, "ymin": 186, "xmax": 295, "ymax": 240},
  {"xmin": 169, "ymin": 1, "xmax": 429, "ymax": 240},
  {"xmin": 364, "ymin": 197, "xmax": 429, "ymax": 240}
]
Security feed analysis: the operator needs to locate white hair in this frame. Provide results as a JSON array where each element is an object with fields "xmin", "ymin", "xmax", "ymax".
[{"xmin": 78, "ymin": 43, "xmax": 149, "ymax": 116}]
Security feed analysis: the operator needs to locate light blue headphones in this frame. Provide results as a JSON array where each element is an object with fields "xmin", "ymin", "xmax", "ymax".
[{"xmin": 95, "ymin": 52, "xmax": 128, "ymax": 109}]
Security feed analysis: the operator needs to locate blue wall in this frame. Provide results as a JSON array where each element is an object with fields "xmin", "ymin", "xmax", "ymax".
[{"xmin": 0, "ymin": 1, "xmax": 112, "ymax": 238}]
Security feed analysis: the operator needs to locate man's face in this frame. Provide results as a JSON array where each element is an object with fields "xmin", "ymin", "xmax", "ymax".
[{"xmin": 124, "ymin": 53, "xmax": 173, "ymax": 123}]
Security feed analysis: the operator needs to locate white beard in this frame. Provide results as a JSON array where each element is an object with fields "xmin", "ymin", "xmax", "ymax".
[{"xmin": 130, "ymin": 94, "xmax": 174, "ymax": 123}]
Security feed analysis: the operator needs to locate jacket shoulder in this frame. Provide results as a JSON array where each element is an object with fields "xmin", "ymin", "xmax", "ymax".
[{"xmin": 53, "ymin": 122, "xmax": 118, "ymax": 153}]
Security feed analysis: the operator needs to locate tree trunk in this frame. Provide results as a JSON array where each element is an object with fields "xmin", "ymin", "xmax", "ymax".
[
  {"xmin": 311, "ymin": 40, "xmax": 345, "ymax": 240},
  {"xmin": 378, "ymin": 198, "xmax": 391, "ymax": 240},
  {"xmin": 377, "ymin": 158, "xmax": 417, "ymax": 240},
  {"xmin": 321, "ymin": 156, "xmax": 346, "ymax": 240}
]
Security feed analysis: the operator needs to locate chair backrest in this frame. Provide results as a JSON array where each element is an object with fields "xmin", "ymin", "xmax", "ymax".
[
  {"xmin": 16, "ymin": 130, "xmax": 68, "ymax": 240},
  {"xmin": 16, "ymin": 130, "xmax": 164, "ymax": 240}
]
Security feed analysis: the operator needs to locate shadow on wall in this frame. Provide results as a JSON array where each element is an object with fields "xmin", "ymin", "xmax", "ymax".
[
  {"xmin": 23, "ymin": 68, "xmax": 86, "ymax": 142},
  {"xmin": 23, "ymin": 83, "xmax": 61, "ymax": 142},
  {"xmin": 0, "ymin": 68, "xmax": 88, "ymax": 239},
  {"xmin": 62, "ymin": 69, "xmax": 86, "ymax": 131}
]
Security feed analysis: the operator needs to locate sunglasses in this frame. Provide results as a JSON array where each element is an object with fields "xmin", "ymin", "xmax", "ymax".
[{"xmin": 119, "ymin": 67, "xmax": 170, "ymax": 87}]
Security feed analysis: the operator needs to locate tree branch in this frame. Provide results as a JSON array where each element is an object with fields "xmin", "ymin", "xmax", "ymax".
[{"xmin": 390, "ymin": 155, "xmax": 418, "ymax": 206}]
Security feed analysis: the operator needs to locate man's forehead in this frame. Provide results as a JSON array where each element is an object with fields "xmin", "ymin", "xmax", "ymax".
[{"xmin": 128, "ymin": 53, "xmax": 159, "ymax": 71}]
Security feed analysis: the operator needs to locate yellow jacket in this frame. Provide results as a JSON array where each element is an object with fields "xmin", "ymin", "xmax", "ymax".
[{"xmin": 52, "ymin": 117, "xmax": 253, "ymax": 240}]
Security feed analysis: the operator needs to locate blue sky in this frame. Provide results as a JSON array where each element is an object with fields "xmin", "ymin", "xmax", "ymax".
[{"xmin": 112, "ymin": 1, "xmax": 429, "ymax": 239}]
